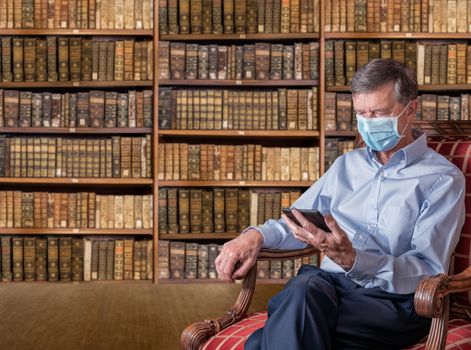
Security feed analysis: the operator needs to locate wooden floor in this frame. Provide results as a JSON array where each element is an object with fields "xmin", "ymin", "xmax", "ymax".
[{"xmin": 0, "ymin": 282, "xmax": 284, "ymax": 350}]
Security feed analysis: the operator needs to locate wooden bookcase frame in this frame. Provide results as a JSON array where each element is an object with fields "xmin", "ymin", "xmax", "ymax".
[{"xmin": 3, "ymin": 0, "xmax": 471, "ymax": 285}]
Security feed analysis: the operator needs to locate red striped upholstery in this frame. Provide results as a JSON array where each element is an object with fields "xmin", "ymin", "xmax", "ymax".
[
  {"xmin": 202, "ymin": 313, "xmax": 471, "ymax": 350},
  {"xmin": 201, "ymin": 312, "xmax": 267, "ymax": 350},
  {"xmin": 407, "ymin": 319, "xmax": 471, "ymax": 350},
  {"xmin": 202, "ymin": 137, "xmax": 471, "ymax": 350}
]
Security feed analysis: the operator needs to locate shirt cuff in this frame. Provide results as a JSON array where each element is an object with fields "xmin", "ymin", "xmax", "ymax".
[{"xmin": 345, "ymin": 249, "xmax": 383, "ymax": 281}]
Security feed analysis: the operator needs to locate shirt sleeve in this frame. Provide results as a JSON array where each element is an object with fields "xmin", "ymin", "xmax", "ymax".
[
  {"xmin": 241, "ymin": 160, "xmax": 338, "ymax": 249},
  {"xmin": 346, "ymin": 168, "xmax": 466, "ymax": 294}
]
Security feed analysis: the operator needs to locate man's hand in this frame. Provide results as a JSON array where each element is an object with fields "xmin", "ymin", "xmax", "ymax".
[
  {"xmin": 282, "ymin": 210, "xmax": 356, "ymax": 270},
  {"xmin": 215, "ymin": 229, "xmax": 263, "ymax": 283}
]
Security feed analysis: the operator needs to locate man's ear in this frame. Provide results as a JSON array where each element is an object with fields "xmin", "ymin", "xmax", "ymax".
[{"xmin": 407, "ymin": 98, "xmax": 418, "ymax": 122}]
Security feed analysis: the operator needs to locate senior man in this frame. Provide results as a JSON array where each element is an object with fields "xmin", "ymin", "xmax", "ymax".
[{"xmin": 215, "ymin": 59, "xmax": 466, "ymax": 350}]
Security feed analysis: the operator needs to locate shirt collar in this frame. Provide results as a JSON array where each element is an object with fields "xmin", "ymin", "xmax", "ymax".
[{"xmin": 365, "ymin": 130, "xmax": 428, "ymax": 168}]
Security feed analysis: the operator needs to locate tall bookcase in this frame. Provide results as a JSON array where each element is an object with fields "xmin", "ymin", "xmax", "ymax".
[
  {"xmin": 0, "ymin": 0, "xmax": 470, "ymax": 285},
  {"xmin": 154, "ymin": 0, "xmax": 471, "ymax": 284},
  {"xmin": 0, "ymin": 2, "xmax": 158, "ymax": 282}
]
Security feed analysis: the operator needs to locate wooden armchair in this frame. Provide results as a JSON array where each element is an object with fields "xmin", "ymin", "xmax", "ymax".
[{"xmin": 181, "ymin": 136, "xmax": 471, "ymax": 350}]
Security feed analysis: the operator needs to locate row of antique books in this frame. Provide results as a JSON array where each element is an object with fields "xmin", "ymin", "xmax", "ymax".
[
  {"xmin": 158, "ymin": 240, "xmax": 320, "ymax": 280},
  {"xmin": 0, "ymin": 192, "xmax": 153, "ymax": 229},
  {"xmin": 325, "ymin": 0, "xmax": 471, "ymax": 33},
  {"xmin": 324, "ymin": 138, "xmax": 355, "ymax": 170},
  {"xmin": 324, "ymin": 93, "xmax": 357, "ymax": 131},
  {"xmin": 158, "ymin": 41, "xmax": 319, "ymax": 81},
  {"xmin": 0, "ymin": 89, "xmax": 153, "ymax": 128},
  {"xmin": 0, "ymin": 37, "xmax": 153, "ymax": 83},
  {"xmin": 0, "ymin": 0, "xmax": 154, "ymax": 30},
  {"xmin": 325, "ymin": 40, "xmax": 471, "ymax": 87},
  {"xmin": 0, "ymin": 236, "xmax": 153, "ymax": 282},
  {"xmin": 158, "ymin": 87, "xmax": 319, "ymax": 131},
  {"xmin": 324, "ymin": 91, "xmax": 471, "ymax": 130},
  {"xmin": 158, "ymin": 0, "xmax": 320, "ymax": 35},
  {"xmin": 158, "ymin": 188, "xmax": 302, "ymax": 234},
  {"xmin": 157, "ymin": 143, "xmax": 320, "ymax": 182},
  {"xmin": 416, "ymin": 93, "xmax": 471, "ymax": 121},
  {"xmin": 0, "ymin": 135, "xmax": 152, "ymax": 178}
]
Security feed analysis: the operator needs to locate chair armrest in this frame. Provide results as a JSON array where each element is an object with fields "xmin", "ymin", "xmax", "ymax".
[
  {"xmin": 415, "ymin": 266, "xmax": 471, "ymax": 318},
  {"xmin": 180, "ymin": 246, "xmax": 319, "ymax": 350}
]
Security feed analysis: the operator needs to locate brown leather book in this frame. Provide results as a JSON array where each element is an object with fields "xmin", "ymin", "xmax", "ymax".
[{"xmin": 158, "ymin": 240, "xmax": 170, "ymax": 279}]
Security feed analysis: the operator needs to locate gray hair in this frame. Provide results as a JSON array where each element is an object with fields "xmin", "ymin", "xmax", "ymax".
[{"xmin": 350, "ymin": 58, "xmax": 418, "ymax": 106}]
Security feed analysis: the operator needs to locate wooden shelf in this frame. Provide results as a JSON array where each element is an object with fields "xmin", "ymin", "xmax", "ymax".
[
  {"xmin": 414, "ymin": 120, "xmax": 471, "ymax": 136},
  {"xmin": 418, "ymin": 84, "xmax": 471, "ymax": 91},
  {"xmin": 158, "ymin": 130, "xmax": 320, "ymax": 138},
  {"xmin": 324, "ymin": 32, "xmax": 471, "ymax": 39},
  {"xmin": 0, "ymin": 127, "xmax": 152, "ymax": 134},
  {"xmin": 160, "ymin": 33, "xmax": 319, "ymax": 41},
  {"xmin": 0, "ymin": 228, "xmax": 153, "ymax": 235},
  {"xmin": 327, "ymin": 84, "xmax": 471, "ymax": 92},
  {"xmin": 0, "ymin": 29, "xmax": 154, "ymax": 36},
  {"xmin": 0, "ymin": 178, "xmax": 153, "ymax": 185},
  {"xmin": 158, "ymin": 180, "xmax": 314, "ymax": 187},
  {"xmin": 325, "ymin": 131, "xmax": 357, "ymax": 137},
  {"xmin": 0, "ymin": 81, "xmax": 153, "ymax": 89},
  {"xmin": 160, "ymin": 233, "xmax": 239, "ymax": 240},
  {"xmin": 158, "ymin": 278, "xmax": 289, "ymax": 285},
  {"xmin": 159, "ymin": 79, "xmax": 319, "ymax": 87}
]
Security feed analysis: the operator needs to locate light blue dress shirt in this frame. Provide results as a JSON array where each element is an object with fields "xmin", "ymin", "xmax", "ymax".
[{"xmin": 251, "ymin": 132, "xmax": 466, "ymax": 294}]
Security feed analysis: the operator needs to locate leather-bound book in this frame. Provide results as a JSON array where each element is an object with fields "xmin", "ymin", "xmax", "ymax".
[
  {"xmin": 59, "ymin": 236, "xmax": 72, "ymax": 281},
  {"xmin": 170, "ymin": 241, "xmax": 185, "ymax": 279},
  {"xmin": 97, "ymin": 240, "xmax": 107, "ymax": 280},
  {"xmin": 197, "ymin": 244, "xmax": 208, "ymax": 278},
  {"xmin": 437, "ymin": 95, "xmax": 450, "ymax": 121},
  {"xmin": 456, "ymin": 43, "xmax": 467, "ymax": 84},
  {"xmin": 212, "ymin": 0, "xmax": 223, "ymax": 34},
  {"xmin": 213, "ymin": 188, "xmax": 225, "ymax": 232},
  {"xmin": 158, "ymin": 188, "xmax": 168, "ymax": 234},
  {"xmin": 185, "ymin": 242, "xmax": 198, "ymax": 279},
  {"xmin": 158, "ymin": 240, "xmax": 170, "ymax": 279},
  {"xmin": 69, "ymin": 37, "xmax": 82, "ymax": 82},
  {"xmin": 208, "ymin": 243, "xmax": 218, "ymax": 278},
  {"xmin": 4, "ymin": 90, "xmax": 19, "ymax": 127},
  {"xmin": 12, "ymin": 237, "xmax": 23, "ymax": 281},
  {"xmin": 23, "ymin": 236, "xmax": 36, "ymax": 281},
  {"xmin": 447, "ymin": 44, "xmax": 457, "ymax": 85},
  {"xmin": 104, "ymin": 91, "xmax": 118, "ymax": 127},
  {"xmin": 225, "ymin": 188, "xmax": 238, "ymax": 232},
  {"xmin": 1, "ymin": 236, "xmax": 12, "ymax": 281},
  {"xmin": 167, "ymin": 188, "xmax": 179, "ymax": 233},
  {"xmin": 105, "ymin": 240, "xmax": 114, "ymax": 280},
  {"xmin": 72, "ymin": 237, "xmax": 83, "ymax": 281},
  {"xmin": 35, "ymin": 237, "xmax": 47, "ymax": 281},
  {"xmin": 178, "ymin": 189, "xmax": 190, "ymax": 233},
  {"xmin": 123, "ymin": 239, "xmax": 133, "ymax": 280},
  {"xmin": 58, "ymin": 37, "xmax": 69, "ymax": 81}
]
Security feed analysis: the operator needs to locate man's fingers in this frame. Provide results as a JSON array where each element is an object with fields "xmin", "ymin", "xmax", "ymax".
[
  {"xmin": 291, "ymin": 209, "xmax": 321, "ymax": 233},
  {"xmin": 232, "ymin": 257, "xmax": 255, "ymax": 280},
  {"xmin": 221, "ymin": 253, "xmax": 239, "ymax": 282},
  {"xmin": 324, "ymin": 214, "xmax": 346, "ymax": 243}
]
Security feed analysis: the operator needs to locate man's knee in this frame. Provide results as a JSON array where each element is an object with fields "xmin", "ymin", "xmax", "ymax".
[{"xmin": 269, "ymin": 267, "xmax": 337, "ymax": 313}]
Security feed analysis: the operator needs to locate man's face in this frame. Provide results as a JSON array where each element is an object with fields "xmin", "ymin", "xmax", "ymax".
[{"xmin": 352, "ymin": 82, "xmax": 415, "ymax": 136}]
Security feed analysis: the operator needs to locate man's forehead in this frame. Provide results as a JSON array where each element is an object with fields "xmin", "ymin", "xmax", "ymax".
[{"xmin": 352, "ymin": 85, "xmax": 396, "ymax": 107}]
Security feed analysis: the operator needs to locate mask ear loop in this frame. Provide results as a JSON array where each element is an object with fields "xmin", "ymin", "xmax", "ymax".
[{"xmin": 395, "ymin": 100, "xmax": 412, "ymax": 139}]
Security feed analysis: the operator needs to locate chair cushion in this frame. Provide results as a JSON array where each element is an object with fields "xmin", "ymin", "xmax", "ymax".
[
  {"xmin": 202, "ymin": 313, "xmax": 471, "ymax": 350},
  {"xmin": 201, "ymin": 312, "xmax": 267, "ymax": 350}
]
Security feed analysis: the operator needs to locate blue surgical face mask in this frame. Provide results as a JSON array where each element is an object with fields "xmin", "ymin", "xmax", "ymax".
[{"xmin": 356, "ymin": 101, "xmax": 411, "ymax": 152}]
